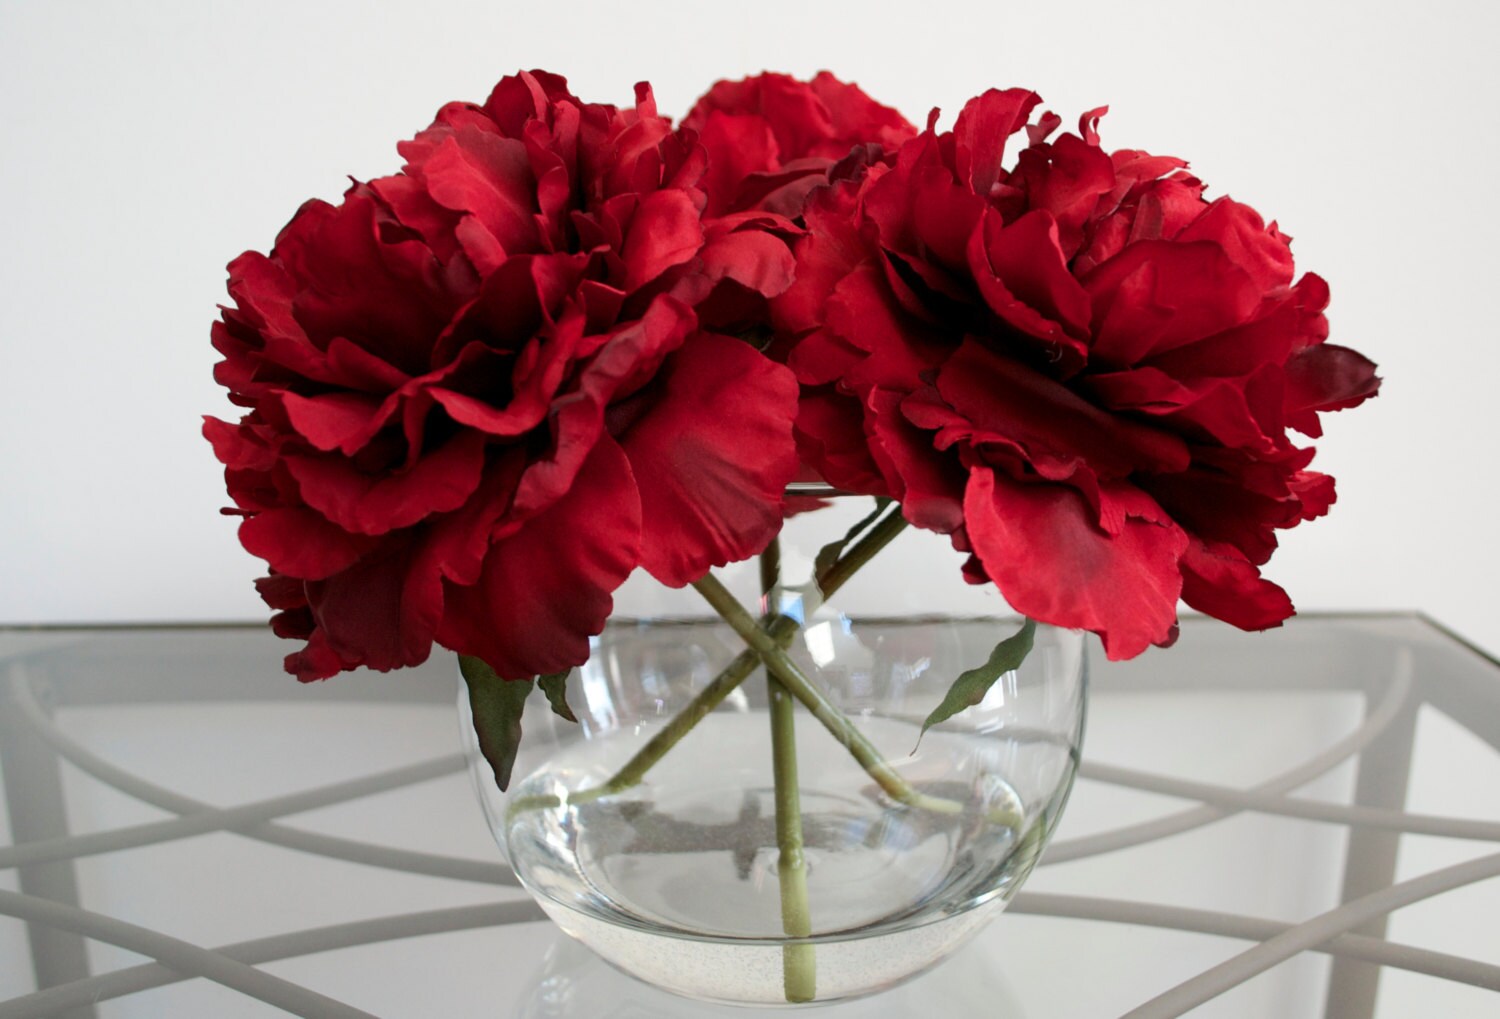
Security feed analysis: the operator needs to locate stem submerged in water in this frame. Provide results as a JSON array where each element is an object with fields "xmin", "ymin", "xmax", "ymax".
[
  {"xmin": 762, "ymin": 538, "xmax": 816, "ymax": 1002},
  {"xmin": 769, "ymin": 676, "xmax": 816, "ymax": 1001},
  {"xmin": 510, "ymin": 506, "xmax": 909, "ymax": 820},
  {"xmin": 690, "ymin": 572, "xmax": 1024, "ymax": 829}
]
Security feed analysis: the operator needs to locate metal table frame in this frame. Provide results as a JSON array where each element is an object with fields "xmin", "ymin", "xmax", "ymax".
[{"xmin": 2, "ymin": 613, "xmax": 1497, "ymax": 1017}]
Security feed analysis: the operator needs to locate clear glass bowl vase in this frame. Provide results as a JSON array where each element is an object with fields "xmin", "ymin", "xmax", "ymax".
[{"xmin": 460, "ymin": 494, "xmax": 1087, "ymax": 1007}]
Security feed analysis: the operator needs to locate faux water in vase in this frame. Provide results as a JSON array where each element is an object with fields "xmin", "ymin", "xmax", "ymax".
[{"xmin": 461, "ymin": 494, "xmax": 1087, "ymax": 1007}]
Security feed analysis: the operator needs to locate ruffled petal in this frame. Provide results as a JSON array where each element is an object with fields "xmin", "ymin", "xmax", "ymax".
[
  {"xmin": 1179, "ymin": 538, "xmax": 1294, "ymax": 631},
  {"xmin": 438, "ymin": 434, "xmax": 641, "ymax": 677},
  {"xmin": 965, "ymin": 468, "xmax": 1186, "ymax": 660},
  {"xmin": 619, "ymin": 333, "xmax": 799, "ymax": 585}
]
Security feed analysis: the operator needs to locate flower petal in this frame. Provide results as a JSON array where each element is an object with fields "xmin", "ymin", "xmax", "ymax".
[
  {"xmin": 1084, "ymin": 240, "xmax": 1261, "ymax": 366},
  {"xmin": 286, "ymin": 431, "xmax": 488, "ymax": 536},
  {"xmin": 965, "ymin": 468, "xmax": 1186, "ymax": 660},
  {"xmin": 937, "ymin": 339, "xmax": 1189, "ymax": 478},
  {"xmin": 438, "ymin": 434, "xmax": 642, "ymax": 678},
  {"xmin": 619, "ymin": 333, "xmax": 799, "ymax": 585},
  {"xmin": 238, "ymin": 507, "xmax": 374, "ymax": 580},
  {"xmin": 618, "ymin": 190, "xmax": 705, "ymax": 294},
  {"xmin": 952, "ymin": 88, "xmax": 1041, "ymax": 198},
  {"xmin": 1179, "ymin": 538, "xmax": 1294, "ymax": 631}
]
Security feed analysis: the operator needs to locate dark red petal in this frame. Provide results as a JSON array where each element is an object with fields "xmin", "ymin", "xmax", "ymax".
[
  {"xmin": 1012, "ymin": 133, "xmax": 1116, "ymax": 258},
  {"xmin": 965, "ymin": 469, "xmax": 1186, "ymax": 660},
  {"xmin": 1177, "ymin": 198, "xmax": 1294, "ymax": 292},
  {"xmin": 223, "ymin": 252, "xmax": 318, "ymax": 368},
  {"xmin": 203, "ymin": 417, "xmax": 278, "ymax": 471},
  {"xmin": 696, "ymin": 111, "xmax": 780, "ymax": 216},
  {"xmin": 936, "ymin": 339, "xmax": 1190, "ymax": 478},
  {"xmin": 952, "ymin": 88, "xmax": 1042, "ymax": 198},
  {"xmin": 807, "ymin": 71, "xmax": 916, "ymax": 151},
  {"xmin": 619, "ymin": 333, "xmax": 799, "ymax": 586},
  {"xmin": 286, "ymin": 431, "xmax": 488, "ymax": 536},
  {"xmin": 255, "ymin": 573, "xmax": 307, "ymax": 612},
  {"xmin": 618, "ymin": 190, "xmax": 705, "ymax": 294},
  {"xmin": 1284, "ymin": 343, "xmax": 1381, "ymax": 436},
  {"xmin": 302, "ymin": 535, "xmax": 438, "ymax": 672},
  {"xmin": 969, "ymin": 207, "xmax": 1092, "ymax": 345},
  {"xmin": 510, "ymin": 296, "xmax": 696, "ymax": 522},
  {"xmin": 1148, "ymin": 272, "xmax": 1330, "ymax": 381},
  {"xmin": 1087, "ymin": 366, "xmax": 1279, "ymax": 453},
  {"xmin": 411, "ymin": 448, "xmax": 527, "ymax": 591},
  {"xmin": 1288, "ymin": 470, "xmax": 1337, "ymax": 522},
  {"xmin": 910, "ymin": 166, "xmax": 988, "ymax": 270},
  {"xmin": 421, "ymin": 129, "xmax": 539, "ymax": 264},
  {"xmin": 866, "ymin": 389, "xmax": 966, "ymax": 533},
  {"xmin": 368, "ymin": 174, "xmax": 463, "ymax": 264},
  {"xmin": 793, "ymin": 389, "xmax": 889, "ymax": 494},
  {"xmin": 238, "ymin": 508, "xmax": 374, "ymax": 580},
  {"xmin": 1078, "ymin": 106, "xmax": 1108, "ymax": 146},
  {"xmin": 284, "ymin": 627, "xmax": 356, "ymax": 682},
  {"xmin": 1084, "ymin": 240, "xmax": 1261, "ymax": 366},
  {"xmin": 771, "ymin": 183, "xmax": 865, "ymax": 335},
  {"xmin": 786, "ymin": 327, "xmax": 867, "ymax": 386},
  {"xmin": 431, "ymin": 312, "xmax": 588, "ymax": 438},
  {"xmin": 698, "ymin": 229, "xmax": 796, "ymax": 299},
  {"xmin": 1179, "ymin": 538, "xmax": 1294, "ymax": 631},
  {"xmin": 280, "ymin": 392, "xmax": 391, "ymax": 453},
  {"xmin": 825, "ymin": 263, "xmax": 942, "ymax": 385},
  {"xmin": 482, "ymin": 70, "xmax": 577, "ymax": 137},
  {"xmin": 1143, "ymin": 466, "xmax": 1298, "ymax": 566},
  {"xmin": 270, "ymin": 607, "xmax": 315, "ymax": 640},
  {"xmin": 438, "ymin": 434, "xmax": 642, "ymax": 678},
  {"xmin": 275, "ymin": 192, "xmax": 462, "ymax": 376}
]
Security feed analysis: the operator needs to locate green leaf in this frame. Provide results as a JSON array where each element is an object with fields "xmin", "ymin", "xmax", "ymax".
[
  {"xmin": 916, "ymin": 618, "xmax": 1037, "ymax": 749},
  {"xmin": 538, "ymin": 670, "xmax": 577, "ymax": 723},
  {"xmin": 459, "ymin": 654, "xmax": 534, "ymax": 791},
  {"xmin": 814, "ymin": 497, "xmax": 892, "ymax": 589}
]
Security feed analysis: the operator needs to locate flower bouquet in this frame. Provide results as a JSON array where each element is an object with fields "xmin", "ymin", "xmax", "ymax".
[{"xmin": 207, "ymin": 69, "xmax": 1379, "ymax": 1005}]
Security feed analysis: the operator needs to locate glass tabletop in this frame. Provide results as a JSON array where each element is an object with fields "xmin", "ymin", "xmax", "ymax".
[{"xmin": 1, "ymin": 613, "xmax": 1497, "ymax": 1017}]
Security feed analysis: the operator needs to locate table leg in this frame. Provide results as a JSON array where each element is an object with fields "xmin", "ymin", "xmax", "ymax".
[
  {"xmin": 1, "ymin": 668, "xmax": 99, "ymax": 1019},
  {"xmin": 1322, "ymin": 666, "xmax": 1419, "ymax": 1019}
]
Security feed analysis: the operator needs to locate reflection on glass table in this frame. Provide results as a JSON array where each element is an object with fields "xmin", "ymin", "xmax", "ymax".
[{"xmin": 1, "ymin": 614, "xmax": 1498, "ymax": 1017}]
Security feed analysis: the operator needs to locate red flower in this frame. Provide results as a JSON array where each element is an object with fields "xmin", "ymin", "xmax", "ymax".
[
  {"xmin": 207, "ymin": 71, "xmax": 799, "ymax": 682},
  {"xmin": 774, "ymin": 90, "xmax": 1380, "ymax": 659},
  {"xmin": 681, "ymin": 72, "xmax": 915, "ymax": 219}
]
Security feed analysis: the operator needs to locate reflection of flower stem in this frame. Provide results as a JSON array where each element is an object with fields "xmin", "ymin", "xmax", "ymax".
[
  {"xmin": 763, "ymin": 538, "xmax": 816, "ymax": 1002},
  {"xmin": 691, "ymin": 572, "xmax": 1024, "ymax": 830},
  {"xmin": 505, "ymin": 508, "xmax": 908, "ymax": 822}
]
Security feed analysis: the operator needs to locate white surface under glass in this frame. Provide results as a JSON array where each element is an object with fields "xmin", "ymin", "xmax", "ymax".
[{"xmin": 1, "ymin": 614, "xmax": 1497, "ymax": 1017}]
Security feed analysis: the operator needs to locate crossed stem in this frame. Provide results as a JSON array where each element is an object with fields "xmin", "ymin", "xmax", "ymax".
[
  {"xmin": 507, "ymin": 504, "xmax": 1023, "ymax": 831},
  {"xmin": 507, "ymin": 506, "xmax": 907, "ymax": 816}
]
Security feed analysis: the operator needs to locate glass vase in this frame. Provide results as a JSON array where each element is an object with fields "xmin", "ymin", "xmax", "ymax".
[{"xmin": 460, "ymin": 494, "xmax": 1087, "ymax": 1007}]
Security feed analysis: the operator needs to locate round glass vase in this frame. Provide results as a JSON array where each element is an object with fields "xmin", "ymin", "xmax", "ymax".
[{"xmin": 460, "ymin": 493, "xmax": 1087, "ymax": 1007}]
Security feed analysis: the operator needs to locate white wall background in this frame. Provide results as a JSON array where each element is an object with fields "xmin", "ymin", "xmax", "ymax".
[{"xmin": 1, "ymin": 0, "xmax": 1496, "ymax": 655}]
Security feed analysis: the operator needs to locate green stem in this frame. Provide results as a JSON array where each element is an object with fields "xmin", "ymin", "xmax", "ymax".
[
  {"xmin": 508, "ymin": 506, "xmax": 910, "ymax": 823},
  {"xmin": 769, "ymin": 676, "xmax": 815, "ymax": 1001},
  {"xmin": 691, "ymin": 572, "xmax": 1023, "ymax": 829},
  {"xmin": 762, "ymin": 537, "xmax": 816, "ymax": 1002}
]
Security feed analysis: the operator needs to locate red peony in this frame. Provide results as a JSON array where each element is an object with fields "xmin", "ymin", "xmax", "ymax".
[
  {"xmin": 774, "ymin": 89, "xmax": 1380, "ymax": 659},
  {"xmin": 206, "ymin": 70, "xmax": 799, "ymax": 682}
]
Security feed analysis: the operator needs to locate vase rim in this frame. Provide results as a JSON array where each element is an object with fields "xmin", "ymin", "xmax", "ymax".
[{"xmin": 783, "ymin": 481, "xmax": 852, "ymax": 497}]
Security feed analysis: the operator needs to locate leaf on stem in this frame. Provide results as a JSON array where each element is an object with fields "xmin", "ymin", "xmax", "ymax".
[
  {"xmin": 538, "ymin": 670, "xmax": 578, "ymax": 723},
  {"xmin": 813, "ymin": 497, "xmax": 892, "ymax": 590},
  {"xmin": 459, "ymin": 654, "xmax": 534, "ymax": 791},
  {"xmin": 915, "ymin": 618, "xmax": 1037, "ymax": 749}
]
